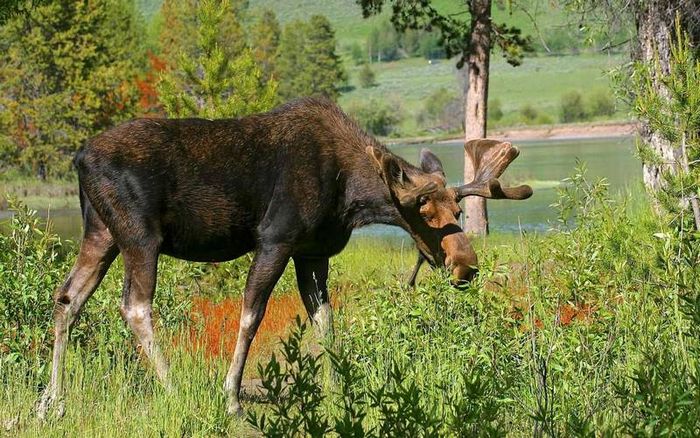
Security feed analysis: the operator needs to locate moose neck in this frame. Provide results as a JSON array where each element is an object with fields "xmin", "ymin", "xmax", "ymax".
[{"xmin": 341, "ymin": 145, "xmax": 409, "ymax": 231}]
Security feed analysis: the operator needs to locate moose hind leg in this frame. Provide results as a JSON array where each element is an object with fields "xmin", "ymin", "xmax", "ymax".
[
  {"xmin": 224, "ymin": 245, "xmax": 291, "ymax": 416},
  {"xmin": 121, "ymin": 245, "xmax": 168, "ymax": 387},
  {"xmin": 294, "ymin": 256, "xmax": 332, "ymax": 341},
  {"xmin": 120, "ymin": 244, "xmax": 169, "ymax": 383},
  {"xmin": 37, "ymin": 226, "xmax": 118, "ymax": 419}
]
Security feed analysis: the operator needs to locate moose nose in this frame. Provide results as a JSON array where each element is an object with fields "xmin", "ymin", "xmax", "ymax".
[
  {"xmin": 452, "ymin": 263, "xmax": 478, "ymax": 285},
  {"xmin": 442, "ymin": 231, "xmax": 478, "ymax": 286},
  {"xmin": 447, "ymin": 256, "xmax": 478, "ymax": 285},
  {"xmin": 444, "ymin": 251, "xmax": 478, "ymax": 286}
]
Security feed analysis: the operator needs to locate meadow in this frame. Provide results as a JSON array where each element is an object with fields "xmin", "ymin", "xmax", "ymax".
[
  {"xmin": 2, "ymin": 165, "xmax": 699, "ymax": 436},
  {"xmin": 339, "ymin": 52, "xmax": 628, "ymax": 137}
]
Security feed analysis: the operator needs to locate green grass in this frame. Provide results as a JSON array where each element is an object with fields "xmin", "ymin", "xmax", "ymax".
[
  {"xmin": 340, "ymin": 52, "xmax": 628, "ymax": 137},
  {"xmin": 7, "ymin": 171, "xmax": 698, "ymax": 436},
  {"xmin": 0, "ymin": 179, "xmax": 79, "ymax": 212}
]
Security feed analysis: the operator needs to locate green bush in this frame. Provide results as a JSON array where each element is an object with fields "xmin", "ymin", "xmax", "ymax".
[
  {"xmin": 248, "ymin": 318, "xmax": 506, "ymax": 436},
  {"xmin": 348, "ymin": 100, "xmax": 401, "ymax": 136},
  {"xmin": 535, "ymin": 113, "xmax": 554, "ymax": 125},
  {"xmin": 358, "ymin": 64, "xmax": 377, "ymax": 88},
  {"xmin": 559, "ymin": 90, "xmax": 589, "ymax": 122},
  {"xmin": 417, "ymin": 87, "xmax": 462, "ymax": 132},
  {"xmin": 489, "ymin": 99, "xmax": 504, "ymax": 122},
  {"xmin": 0, "ymin": 199, "xmax": 193, "ymax": 370},
  {"xmin": 520, "ymin": 103, "xmax": 539, "ymax": 123},
  {"xmin": 250, "ymin": 162, "xmax": 700, "ymax": 435},
  {"xmin": 588, "ymin": 90, "xmax": 616, "ymax": 117}
]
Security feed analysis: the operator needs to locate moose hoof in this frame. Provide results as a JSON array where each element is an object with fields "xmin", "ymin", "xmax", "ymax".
[
  {"xmin": 36, "ymin": 391, "xmax": 65, "ymax": 421},
  {"xmin": 227, "ymin": 402, "xmax": 245, "ymax": 418}
]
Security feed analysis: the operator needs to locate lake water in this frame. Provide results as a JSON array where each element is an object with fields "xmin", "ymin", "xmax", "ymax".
[
  {"xmin": 1, "ymin": 136, "xmax": 641, "ymax": 240},
  {"xmin": 388, "ymin": 136, "xmax": 641, "ymax": 233}
]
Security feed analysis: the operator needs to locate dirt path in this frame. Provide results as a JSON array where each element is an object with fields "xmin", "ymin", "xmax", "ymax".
[
  {"xmin": 388, "ymin": 121, "xmax": 638, "ymax": 146},
  {"xmin": 487, "ymin": 121, "xmax": 637, "ymax": 142}
]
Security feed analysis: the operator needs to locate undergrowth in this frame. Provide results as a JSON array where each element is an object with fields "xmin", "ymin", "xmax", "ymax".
[
  {"xmin": 249, "ymin": 164, "xmax": 700, "ymax": 436},
  {"xmin": 2, "ymin": 162, "xmax": 699, "ymax": 436}
]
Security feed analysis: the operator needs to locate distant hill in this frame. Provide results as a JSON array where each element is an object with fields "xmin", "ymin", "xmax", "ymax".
[{"xmin": 135, "ymin": 0, "xmax": 593, "ymax": 54}]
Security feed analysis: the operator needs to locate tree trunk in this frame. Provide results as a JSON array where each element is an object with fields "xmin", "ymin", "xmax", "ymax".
[
  {"xmin": 463, "ymin": 0, "xmax": 492, "ymax": 235},
  {"xmin": 634, "ymin": 0, "xmax": 676, "ymax": 193}
]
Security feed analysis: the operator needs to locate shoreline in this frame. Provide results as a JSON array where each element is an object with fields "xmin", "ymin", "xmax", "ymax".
[{"xmin": 386, "ymin": 121, "xmax": 637, "ymax": 145}]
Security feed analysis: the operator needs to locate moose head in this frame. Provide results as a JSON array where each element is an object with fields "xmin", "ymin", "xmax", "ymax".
[{"xmin": 367, "ymin": 138, "xmax": 532, "ymax": 285}]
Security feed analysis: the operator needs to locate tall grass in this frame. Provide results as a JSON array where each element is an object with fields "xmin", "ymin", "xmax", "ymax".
[
  {"xmin": 250, "ymin": 166, "xmax": 700, "ymax": 436},
  {"xmin": 3, "ymin": 164, "xmax": 699, "ymax": 435}
]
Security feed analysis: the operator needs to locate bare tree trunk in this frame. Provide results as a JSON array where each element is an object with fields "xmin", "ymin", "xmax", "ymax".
[
  {"xmin": 463, "ymin": 0, "xmax": 492, "ymax": 235},
  {"xmin": 634, "ymin": 0, "xmax": 676, "ymax": 193}
]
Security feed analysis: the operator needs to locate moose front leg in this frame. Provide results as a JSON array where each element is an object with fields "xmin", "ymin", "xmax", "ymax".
[
  {"xmin": 407, "ymin": 252, "xmax": 425, "ymax": 288},
  {"xmin": 224, "ymin": 245, "xmax": 291, "ymax": 416},
  {"xmin": 294, "ymin": 256, "xmax": 332, "ymax": 342}
]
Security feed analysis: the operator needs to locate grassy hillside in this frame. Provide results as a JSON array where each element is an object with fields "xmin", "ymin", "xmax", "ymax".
[
  {"xmin": 248, "ymin": 0, "xmax": 588, "ymax": 50},
  {"xmin": 340, "ymin": 52, "xmax": 628, "ymax": 136},
  {"xmin": 139, "ymin": 0, "xmax": 598, "ymax": 53}
]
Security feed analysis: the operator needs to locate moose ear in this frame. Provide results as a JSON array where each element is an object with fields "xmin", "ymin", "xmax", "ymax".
[
  {"xmin": 366, "ymin": 146, "xmax": 437, "ymax": 207},
  {"xmin": 419, "ymin": 148, "xmax": 444, "ymax": 176},
  {"xmin": 366, "ymin": 146, "xmax": 409, "ymax": 187}
]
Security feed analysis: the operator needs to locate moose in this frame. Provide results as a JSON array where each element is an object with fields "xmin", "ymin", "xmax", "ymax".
[{"xmin": 36, "ymin": 97, "xmax": 531, "ymax": 418}]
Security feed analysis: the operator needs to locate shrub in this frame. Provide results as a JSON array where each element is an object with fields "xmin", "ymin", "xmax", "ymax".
[
  {"xmin": 559, "ymin": 91, "xmax": 588, "ymax": 122},
  {"xmin": 588, "ymin": 90, "xmax": 616, "ymax": 117},
  {"xmin": 535, "ymin": 113, "xmax": 554, "ymax": 125},
  {"xmin": 358, "ymin": 64, "xmax": 376, "ymax": 88},
  {"xmin": 520, "ymin": 103, "xmax": 539, "ymax": 123},
  {"xmin": 0, "ymin": 199, "xmax": 193, "ymax": 370},
  {"xmin": 349, "ymin": 99, "xmax": 401, "ymax": 136},
  {"xmin": 489, "ymin": 99, "xmax": 504, "ymax": 122},
  {"xmin": 417, "ymin": 87, "xmax": 463, "ymax": 131},
  {"xmin": 248, "ymin": 317, "xmax": 507, "ymax": 436}
]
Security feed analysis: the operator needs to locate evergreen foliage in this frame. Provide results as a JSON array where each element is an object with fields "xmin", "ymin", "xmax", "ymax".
[
  {"xmin": 158, "ymin": 0, "xmax": 247, "ymax": 67},
  {"xmin": 0, "ymin": 0, "xmax": 147, "ymax": 179},
  {"xmin": 157, "ymin": 0, "xmax": 277, "ymax": 119},
  {"xmin": 275, "ymin": 15, "xmax": 346, "ymax": 102},
  {"xmin": 249, "ymin": 8, "xmax": 281, "ymax": 83}
]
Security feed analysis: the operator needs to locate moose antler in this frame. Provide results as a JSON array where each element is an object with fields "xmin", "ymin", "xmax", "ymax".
[{"xmin": 454, "ymin": 139, "xmax": 533, "ymax": 201}]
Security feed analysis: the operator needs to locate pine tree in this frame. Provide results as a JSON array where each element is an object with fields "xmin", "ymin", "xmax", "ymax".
[
  {"xmin": 157, "ymin": 0, "xmax": 276, "ymax": 119},
  {"xmin": 159, "ymin": 0, "xmax": 247, "ymax": 68},
  {"xmin": 275, "ymin": 20, "xmax": 308, "ymax": 101},
  {"xmin": 275, "ymin": 15, "xmax": 346, "ymax": 102},
  {"xmin": 0, "ymin": 0, "xmax": 146, "ymax": 179},
  {"xmin": 249, "ymin": 8, "xmax": 280, "ymax": 83},
  {"xmin": 303, "ymin": 15, "xmax": 347, "ymax": 100}
]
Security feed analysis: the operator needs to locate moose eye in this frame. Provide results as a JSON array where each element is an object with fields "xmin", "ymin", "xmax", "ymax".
[{"xmin": 417, "ymin": 195, "xmax": 430, "ymax": 206}]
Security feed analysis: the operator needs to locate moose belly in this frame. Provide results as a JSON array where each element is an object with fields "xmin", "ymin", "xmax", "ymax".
[{"xmin": 159, "ymin": 226, "xmax": 255, "ymax": 262}]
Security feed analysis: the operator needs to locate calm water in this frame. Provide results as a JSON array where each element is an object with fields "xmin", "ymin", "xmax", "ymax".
[
  {"xmin": 389, "ymin": 136, "xmax": 641, "ymax": 233},
  {"xmin": 0, "ymin": 136, "xmax": 640, "ymax": 240}
]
